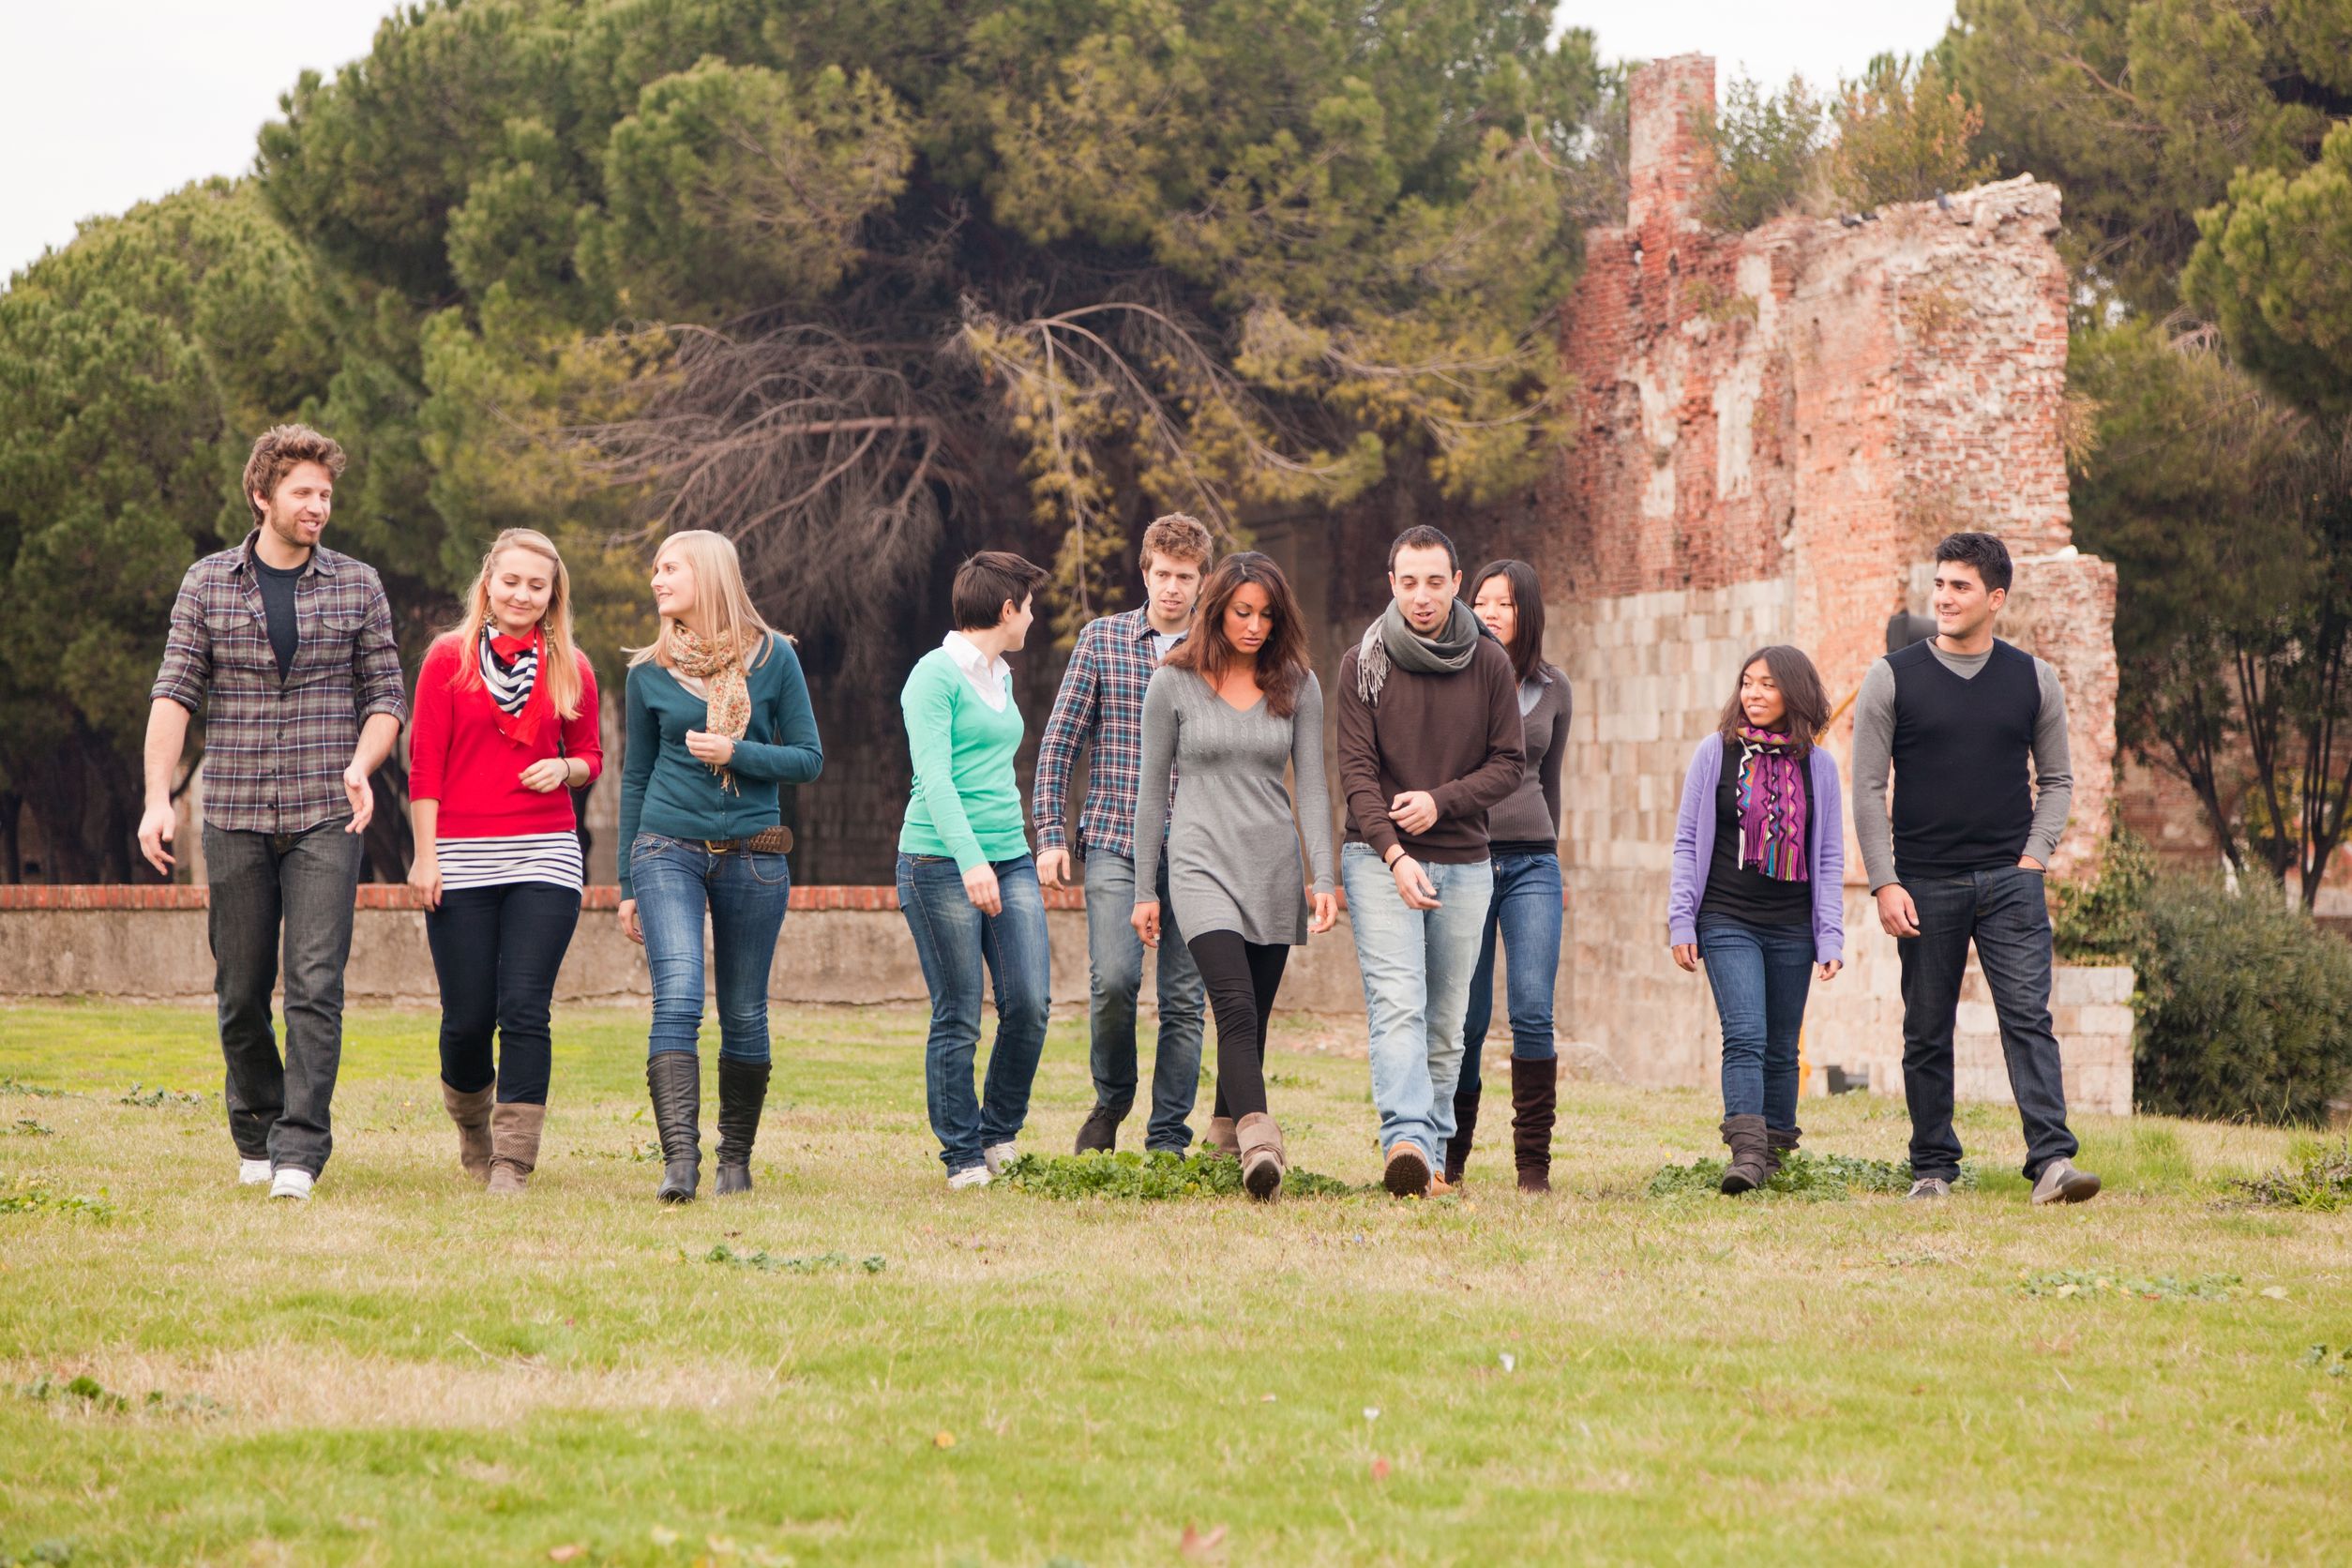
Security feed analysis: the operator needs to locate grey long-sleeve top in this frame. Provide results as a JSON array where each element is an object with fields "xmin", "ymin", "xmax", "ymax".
[
  {"xmin": 1850, "ymin": 642, "xmax": 2073, "ymax": 890},
  {"xmin": 1132, "ymin": 665, "xmax": 1336, "ymax": 946}
]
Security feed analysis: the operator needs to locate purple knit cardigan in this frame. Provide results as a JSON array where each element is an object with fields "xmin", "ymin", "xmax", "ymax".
[{"xmin": 1666, "ymin": 733, "xmax": 1846, "ymax": 963}]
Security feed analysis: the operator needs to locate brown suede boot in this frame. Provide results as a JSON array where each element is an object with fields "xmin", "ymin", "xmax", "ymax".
[
  {"xmin": 442, "ymin": 1081, "xmax": 494, "ymax": 1184},
  {"xmin": 1511, "ymin": 1057, "xmax": 1557, "ymax": 1193},
  {"xmin": 1236, "ymin": 1111, "xmax": 1286, "ymax": 1200},
  {"xmin": 1766, "ymin": 1123, "xmax": 1802, "ymax": 1173},
  {"xmin": 1206, "ymin": 1115, "xmax": 1240, "ymax": 1157},
  {"xmin": 1444, "ymin": 1081, "xmax": 1480, "ymax": 1186},
  {"xmin": 1720, "ymin": 1114, "xmax": 1772, "ymax": 1194},
  {"xmin": 487, "ymin": 1102, "xmax": 546, "ymax": 1195}
]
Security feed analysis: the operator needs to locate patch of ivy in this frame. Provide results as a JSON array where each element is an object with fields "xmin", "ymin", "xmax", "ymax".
[
  {"xmin": 2230, "ymin": 1139, "xmax": 2352, "ymax": 1213},
  {"xmin": 1647, "ymin": 1150, "xmax": 1975, "ymax": 1201},
  {"xmin": 998, "ymin": 1149, "xmax": 1371, "ymax": 1200},
  {"xmin": 0, "ymin": 1078, "xmax": 68, "ymax": 1098},
  {"xmin": 0, "ymin": 1178, "xmax": 113, "ymax": 1221},
  {"xmin": 2296, "ymin": 1345, "xmax": 2351, "ymax": 1378},
  {"xmin": 7, "ymin": 1120, "xmax": 53, "ymax": 1137},
  {"xmin": 2015, "ymin": 1268, "xmax": 2240, "ymax": 1302},
  {"xmin": 116, "ymin": 1083, "xmax": 203, "ymax": 1108},
  {"xmin": 702, "ymin": 1244, "xmax": 884, "ymax": 1274}
]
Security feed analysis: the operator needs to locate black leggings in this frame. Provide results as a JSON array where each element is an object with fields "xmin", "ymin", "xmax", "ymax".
[
  {"xmin": 1187, "ymin": 930, "xmax": 1289, "ymax": 1123},
  {"xmin": 423, "ymin": 881, "xmax": 581, "ymax": 1104}
]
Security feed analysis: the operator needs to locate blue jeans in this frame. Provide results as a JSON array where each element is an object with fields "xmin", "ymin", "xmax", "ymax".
[
  {"xmin": 1696, "ymin": 913, "xmax": 1815, "ymax": 1128},
  {"xmin": 1898, "ymin": 866, "xmax": 2078, "ymax": 1182},
  {"xmin": 1458, "ymin": 850, "xmax": 1563, "ymax": 1104},
  {"xmin": 1341, "ymin": 844, "xmax": 1494, "ymax": 1166},
  {"xmin": 629, "ymin": 833, "xmax": 792, "ymax": 1063},
  {"xmin": 424, "ymin": 880, "xmax": 581, "ymax": 1104},
  {"xmin": 1082, "ymin": 849, "xmax": 1206, "ymax": 1151},
  {"xmin": 897, "ymin": 853, "xmax": 1053, "ymax": 1173}
]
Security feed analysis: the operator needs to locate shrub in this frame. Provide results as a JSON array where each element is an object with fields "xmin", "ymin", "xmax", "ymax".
[
  {"xmin": 2133, "ymin": 878, "xmax": 2352, "ymax": 1124},
  {"xmin": 2051, "ymin": 826, "xmax": 2155, "ymax": 964}
]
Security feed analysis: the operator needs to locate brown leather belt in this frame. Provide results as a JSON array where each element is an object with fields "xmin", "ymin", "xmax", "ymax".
[{"xmin": 702, "ymin": 826, "xmax": 793, "ymax": 855}]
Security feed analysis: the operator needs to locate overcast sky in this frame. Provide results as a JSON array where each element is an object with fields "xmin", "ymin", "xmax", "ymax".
[{"xmin": 1, "ymin": 1, "xmax": 1961, "ymax": 282}]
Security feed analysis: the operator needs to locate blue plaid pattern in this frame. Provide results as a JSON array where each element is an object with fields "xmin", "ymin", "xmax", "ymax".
[{"xmin": 1033, "ymin": 609, "xmax": 1177, "ymax": 860}]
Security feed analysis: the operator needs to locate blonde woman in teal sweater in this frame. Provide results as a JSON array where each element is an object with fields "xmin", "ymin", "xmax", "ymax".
[{"xmin": 897, "ymin": 551, "xmax": 1053, "ymax": 1188}]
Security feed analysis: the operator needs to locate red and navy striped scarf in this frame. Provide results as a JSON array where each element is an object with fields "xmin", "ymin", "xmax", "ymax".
[{"xmin": 1732, "ymin": 728, "xmax": 1808, "ymax": 882}]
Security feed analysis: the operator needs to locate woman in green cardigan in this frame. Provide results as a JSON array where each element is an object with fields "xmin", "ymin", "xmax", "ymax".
[{"xmin": 897, "ymin": 550, "xmax": 1053, "ymax": 1188}]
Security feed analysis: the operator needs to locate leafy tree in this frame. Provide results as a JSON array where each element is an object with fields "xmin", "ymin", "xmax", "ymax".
[
  {"xmin": 1832, "ymin": 53, "xmax": 1997, "ymax": 207},
  {"xmin": 1692, "ymin": 75, "xmax": 1831, "ymax": 231},
  {"xmin": 2183, "ymin": 120, "xmax": 2352, "ymax": 419}
]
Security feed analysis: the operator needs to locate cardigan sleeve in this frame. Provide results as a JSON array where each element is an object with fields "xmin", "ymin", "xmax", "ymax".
[
  {"xmin": 725, "ymin": 637, "xmax": 823, "ymax": 785},
  {"xmin": 561, "ymin": 652, "xmax": 604, "ymax": 784},
  {"xmin": 406, "ymin": 639, "xmax": 458, "ymax": 804},
  {"xmin": 1666, "ymin": 736, "xmax": 1717, "ymax": 947}
]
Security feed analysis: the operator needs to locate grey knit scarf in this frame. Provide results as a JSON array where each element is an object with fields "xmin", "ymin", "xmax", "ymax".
[{"xmin": 1354, "ymin": 598, "xmax": 1484, "ymax": 704}]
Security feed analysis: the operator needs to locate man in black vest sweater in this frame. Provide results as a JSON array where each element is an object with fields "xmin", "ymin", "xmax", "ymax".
[{"xmin": 1851, "ymin": 532, "xmax": 2101, "ymax": 1205}]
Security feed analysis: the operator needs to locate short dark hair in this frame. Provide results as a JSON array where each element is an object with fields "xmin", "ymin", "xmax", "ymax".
[
  {"xmin": 244, "ymin": 424, "xmax": 346, "ymax": 523},
  {"xmin": 1469, "ymin": 559, "xmax": 1548, "ymax": 684},
  {"xmin": 1934, "ymin": 532, "xmax": 2013, "ymax": 595},
  {"xmin": 1386, "ymin": 524, "xmax": 1459, "ymax": 575},
  {"xmin": 950, "ymin": 550, "xmax": 1047, "ymax": 631}
]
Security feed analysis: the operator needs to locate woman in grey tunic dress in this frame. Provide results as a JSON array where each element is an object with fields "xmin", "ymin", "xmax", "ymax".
[{"xmin": 1131, "ymin": 552, "xmax": 1337, "ymax": 1199}]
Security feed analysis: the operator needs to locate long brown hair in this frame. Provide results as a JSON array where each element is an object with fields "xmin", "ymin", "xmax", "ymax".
[
  {"xmin": 1469, "ymin": 559, "xmax": 1548, "ymax": 685},
  {"xmin": 1716, "ymin": 644, "xmax": 1831, "ymax": 754},
  {"xmin": 444, "ymin": 528, "xmax": 585, "ymax": 719},
  {"xmin": 1164, "ymin": 551, "xmax": 1311, "ymax": 717}
]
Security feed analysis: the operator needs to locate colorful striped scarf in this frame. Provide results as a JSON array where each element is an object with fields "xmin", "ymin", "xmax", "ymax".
[{"xmin": 1732, "ymin": 727, "xmax": 1808, "ymax": 882}]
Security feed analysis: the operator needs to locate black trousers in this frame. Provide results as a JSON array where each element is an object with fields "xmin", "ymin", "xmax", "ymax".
[
  {"xmin": 1187, "ymin": 930, "xmax": 1289, "ymax": 1123},
  {"xmin": 423, "ymin": 881, "xmax": 582, "ymax": 1105}
]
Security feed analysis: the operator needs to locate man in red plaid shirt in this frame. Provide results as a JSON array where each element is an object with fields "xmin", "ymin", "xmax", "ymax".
[
  {"xmin": 1033, "ymin": 515, "xmax": 1214, "ymax": 1154},
  {"xmin": 137, "ymin": 425, "xmax": 407, "ymax": 1202}
]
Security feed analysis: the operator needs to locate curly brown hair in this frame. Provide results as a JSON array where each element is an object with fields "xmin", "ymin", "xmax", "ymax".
[
  {"xmin": 243, "ymin": 425, "xmax": 347, "ymax": 524},
  {"xmin": 1162, "ymin": 551, "xmax": 1311, "ymax": 717}
]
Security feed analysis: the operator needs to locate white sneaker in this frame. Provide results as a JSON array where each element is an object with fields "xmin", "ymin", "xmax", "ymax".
[
  {"xmin": 269, "ymin": 1168, "xmax": 314, "ymax": 1201},
  {"xmin": 238, "ymin": 1158, "xmax": 273, "ymax": 1186},
  {"xmin": 982, "ymin": 1142, "xmax": 1018, "ymax": 1177},
  {"xmin": 946, "ymin": 1166, "xmax": 992, "ymax": 1190}
]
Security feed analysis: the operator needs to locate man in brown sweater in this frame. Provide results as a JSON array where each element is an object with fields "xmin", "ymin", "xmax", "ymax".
[{"xmin": 1336, "ymin": 524, "xmax": 1525, "ymax": 1196}]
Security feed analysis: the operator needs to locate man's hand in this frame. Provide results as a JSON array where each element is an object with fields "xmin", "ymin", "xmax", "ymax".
[
  {"xmin": 1131, "ymin": 898, "xmax": 1161, "ymax": 948},
  {"xmin": 1387, "ymin": 790, "xmax": 1439, "ymax": 837},
  {"xmin": 137, "ymin": 801, "xmax": 177, "ymax": 875},
  {"xmin": 1390, "ymin": 853, "xmax": 1440, "ymax": 911},
  {"xmin": 343, "ymin": 762, "xmax": 375, "ymax": 835},
  {"xmin": 619, "ymin": 897, "xmax": 642, "ymax": 944},
  {"xmin": 408, "ymin": 850, "xmax": 443, "ymax": 910},
  {"xmin": 964, "ymin": 862, "xmax": 1003, "ymax": 915},
  {"xmin": 685, "ymin": 729, "xmax": 735, "ymax": 768},
  {"xmin": 1876, "ymin": 883, "xmax": 1920, "ymax": 938},
  {"xmin": 2018, "ymin": 854, "xmax": 2046, "ymax": 871},
  {"xmin": 1817, "ymin": 958, "xmax": 1843, "ymax": 982},
  {"xmin": 1671, "ymin": 942, "xmax": 1699, "ymax": 972},
  {"xmin": 1308, "ymin": 889, "xmax": 1338, "ymax": 935},
  {"xmin": 1037, "ymin": 847, "xmax": 1072, "ymax": 888},
  {"xmin": 519, "ymin": 759, "xmax": 570, "ymax": 793}
]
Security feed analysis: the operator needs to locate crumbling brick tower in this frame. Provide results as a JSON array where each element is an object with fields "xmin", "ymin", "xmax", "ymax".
[{"xmin": 1545, "ymin": 56, "xmax": 2128, "ymax": 1107}]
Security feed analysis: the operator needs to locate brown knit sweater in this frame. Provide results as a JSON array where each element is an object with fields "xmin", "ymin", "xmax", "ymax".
[{"xmin": 1335, "ymin": 633, "xmax": 1525, "ymax": 864}]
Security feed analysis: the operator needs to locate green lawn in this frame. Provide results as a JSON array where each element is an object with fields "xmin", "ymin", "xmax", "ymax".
[{"xmin": 3, "ymin": 1002, "xmax": 2347, "ymax": 1566}]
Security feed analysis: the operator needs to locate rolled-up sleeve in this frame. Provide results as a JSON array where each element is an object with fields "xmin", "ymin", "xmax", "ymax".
[{"xmin": 150, "ymin": 563, "xmax": 212, "ymax": 713}]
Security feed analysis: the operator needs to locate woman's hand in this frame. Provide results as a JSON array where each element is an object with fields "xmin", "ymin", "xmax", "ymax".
[
  {"xmin": 1671, "ymin": 942, "xmax": 1699, "ymax": 972},
  {"xmin": 619, "ymin": 898, "xmax": 642, "ymax": 944},
  {"xmin": 1817, "ymin": 958, "xmax": 1843, "ymax": 982},
  {"xmin": 1308, "ymin": 889, "xmax": 1337, "ymax": 935},
  {"xmin": 685, "ymin": 729, "xmax": 736, "ymax": 767},
  {"xmin": 518, "ymin": 759, "xmax": 570, "ymax": 792},
  {"xmin": 407, "ymin": 851, "xmax": 443, "ymax": 910},
  {"xmin": 1131, "ymin": 899, "xmax": 1161, "ymax": 949},
  {"xmin": 963, "ymin": 862, "xmax": 1002, "ymax": 915}
]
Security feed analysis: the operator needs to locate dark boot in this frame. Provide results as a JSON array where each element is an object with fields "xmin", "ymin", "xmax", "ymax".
[
  {"xmin": 647, "ymin": 1053, "xmax": 701, "ymax": 1203},
  {"xmin": 486, "ymin": 1102, "xmax": 545, "ymax": 1196},
  {"xmin": 714, "ymin": 1057, "xmax": 771, "ymax": 1197},
  {"xmin": 1511, "ymin": 1057, "xmax": 1557, "ymax": 1194},
  {"xmin": 1445, "ymin": 1081, "xmax": 1481, "ymax": 1186},
  {"xmin": 1766, "ymin": 1123, "xmax": 1802, "ymax": 1173},
  {"xmin": 442, "ymin": 1081, "xmax": 494, "ymax": 1184},
  {"xmin": 1074, "ymin": 1104, "xmax": 1121, "ymax": 1154},
  {"xmin": 1720, "ymin": 1114, "xmax": 1772, "ymax": 1195}
]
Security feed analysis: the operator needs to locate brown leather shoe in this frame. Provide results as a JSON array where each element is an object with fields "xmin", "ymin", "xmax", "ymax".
[
  {"xmin": 442, "ymin": 1081, "xmax": 494, "ymax": 1184},
  {"xmin": 487, "ymin": 1101, "xmax": 546, "ymax": 1195},
  {"xmin": 1383, "ymin": 1141, "xmax": 1432, "ymax": 1198}
]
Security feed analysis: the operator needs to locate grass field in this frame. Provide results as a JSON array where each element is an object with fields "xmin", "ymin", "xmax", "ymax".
[{"xmin": 3, "ymin": 1001, "xmax": 2348, "ymax": 1566}]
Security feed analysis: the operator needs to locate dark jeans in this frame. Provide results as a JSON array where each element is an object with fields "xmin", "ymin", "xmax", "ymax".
[
  {"xmin": 1458, "ymin": 850, "xmax": 1563, "ymax": 1104},
  {"xmin": 897, "ymin": 853, "xmax": 1052, "ymax": 1173},
  {"xmin": 1899, "ymin": 866, "xmax": 2079, "ymax": 1182},
  {"xmin": 1187, "ymin": 930, "xmax": 1289, "ymax": 1124},
  {"xmin": 630, "ymin": 833, "xmax": 792, "ymax": 1063},
  {"xmin": 1082, "ymin": 849, "xmax": 1206, "ymax": 1151},
  {"xmin": 1697, "ymin": 912, "xmax": 1815, "ymax": 1128},
  {"xmin": 204, "ymin": 820, "xmax": 363, "ymax": 1176},
  {"xmin": 424, "ymin": 881, "xmax": 582, "ymax": 1105}
]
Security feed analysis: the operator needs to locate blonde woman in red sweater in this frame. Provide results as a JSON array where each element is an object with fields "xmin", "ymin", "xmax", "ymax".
[{"xmin": 407, "ymin": 529, "xmax": 602, "ymax": 1193}]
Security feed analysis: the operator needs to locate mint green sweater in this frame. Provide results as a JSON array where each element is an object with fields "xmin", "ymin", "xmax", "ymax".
[{"xmin": 897, "ymin": 649, "xmax": 1031, "ymax": 871}]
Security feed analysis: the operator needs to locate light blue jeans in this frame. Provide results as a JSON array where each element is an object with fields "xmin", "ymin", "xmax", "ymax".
[
  {"xmin": 1341, "ymin": 843, "xmax": 1494, "ymax": 1166},
  {"xmin": 896, "ymin": 852, "xmax": 1053, "ymax": 1174}
]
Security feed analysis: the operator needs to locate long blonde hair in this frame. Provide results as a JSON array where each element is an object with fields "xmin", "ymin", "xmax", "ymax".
[
  {"xmin": 445, "ymin": 528, "xmax": 584, "ymax": 718},
  {"xmin": 626, "ymin": 529, "xmax": 779, "ymax": 671}
]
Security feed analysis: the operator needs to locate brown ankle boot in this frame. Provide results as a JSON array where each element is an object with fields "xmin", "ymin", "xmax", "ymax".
[
  {"xmin": 1719, "ymin": 1114, "xmax": 1772, "ymax": 1194},
  {"xmin": 1445, "ymin": 1080, "xmax": 1480, "ymax": 1186},
  {"xmin": 442, "ymin": 1081, "xmax": 494, "ymax": 1184},
  {"xmin": 1766, "ymin": 1123, "xmax": 1802, "ymax": 1172},
  {"xmin": 1511, "ymin": 1057, "xmax": 1556, "ymax": 1193},
  {"xmin": 1206, "ymin": 1115, "xmax": 1239, "ymax": 1157},
  {"xmin": 1235, "ymin": 1111, "xmax": 1285, "ymax": 1200},
  {"xmin": 487, "ymin": 1102, "xmax": 546, "ymax": 1195}
]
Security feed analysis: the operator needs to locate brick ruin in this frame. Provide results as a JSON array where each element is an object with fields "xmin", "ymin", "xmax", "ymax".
[{"xmin": 1539, "ymin": 55, "xmax": 2131, "ymax": 1111}]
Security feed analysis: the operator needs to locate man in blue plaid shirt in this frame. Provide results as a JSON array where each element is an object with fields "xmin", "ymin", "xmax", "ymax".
[{"xmin": 1034, "ymin": 515, "xmax": 1214, "ymax": 1153}]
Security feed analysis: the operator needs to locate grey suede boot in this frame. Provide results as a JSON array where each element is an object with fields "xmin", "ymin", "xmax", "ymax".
[
  {"xmin": 1719, "ymin": 1114, "xmax": 1772, "ymax": 1195},
  {"xmin": 442, "ymin": 1081, "xmax": 494, "ymax": 1184}
]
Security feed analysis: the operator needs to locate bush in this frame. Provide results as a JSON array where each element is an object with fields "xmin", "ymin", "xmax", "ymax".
[{"xmin": 2133, "ymin": 878, "xmax": 2352, "ymax": 1125}]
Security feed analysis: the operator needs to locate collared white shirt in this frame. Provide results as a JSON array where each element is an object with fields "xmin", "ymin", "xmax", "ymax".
[{"xmin": 942, "ymin": 630, "xmax": 1012, "ymax": 711}]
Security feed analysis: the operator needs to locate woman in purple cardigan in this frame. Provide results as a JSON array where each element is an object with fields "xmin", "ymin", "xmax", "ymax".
[{"xmin": 1667, "ymin": 645, "xmax": 1845, "ymax": 1193}]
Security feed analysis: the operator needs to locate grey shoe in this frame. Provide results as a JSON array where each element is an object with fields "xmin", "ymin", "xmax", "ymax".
[
  {"xmin": 2030, "ymin": 1157, "xmax": 2102, "ymax": 1206},
  {"xmin": 1906, "ymin": 1176, "xmax": 1952, "ymax": 1199},
  {"xmin": 1718, "ymin": 1114, "xmax": 1772, "ymax": 1194},
  {"xmin": 1074, "ymin": 1105, "xmax": 1121, "ymax": 1154}
]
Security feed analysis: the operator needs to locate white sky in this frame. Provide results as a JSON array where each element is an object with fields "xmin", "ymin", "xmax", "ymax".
[{"xmin": 1, "ymin": 2, "xmax": 1962, "ymax": 282}]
